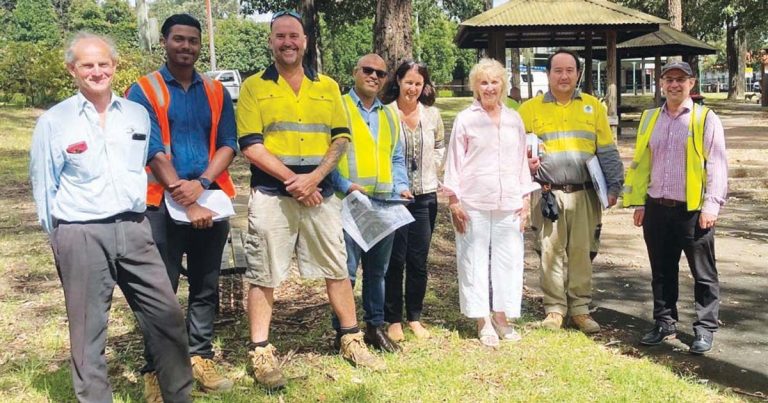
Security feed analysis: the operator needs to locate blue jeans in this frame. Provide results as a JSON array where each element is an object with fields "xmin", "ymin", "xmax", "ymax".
[{"xmin": 333, "ymin": 231, "xmax": 395, "ymax": 329}]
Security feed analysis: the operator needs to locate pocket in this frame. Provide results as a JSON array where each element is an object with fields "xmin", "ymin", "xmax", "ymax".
[
  {"xmin": 533, "ymin": 117, "xmax": 554, "ymax": 135},
  {"xmin": 307, "ymin": 93, "xmax": 334, "ymax": 120},
  {"xmin": 64, "ymin": 148, "xmax": 99, "ymax": 182},
  {"xmin": 126, "ymin": 130, "xmax": 148, "ymax": 172},
  {"xmin": 255, "ymin": 92, "xmax": 288, "ymax": 124}
]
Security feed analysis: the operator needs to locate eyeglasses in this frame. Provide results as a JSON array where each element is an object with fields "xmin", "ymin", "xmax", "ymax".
[
  {"xmin": 360, "ymin": 66, "xmax": 388, "ymax": 79},
  {"xmin": 271, "ymin": 10, "xmax": 302, "ymax": 26},
  {"xmin": 662, "ymin": 77, "xmax": 692, "ymax": 85}
]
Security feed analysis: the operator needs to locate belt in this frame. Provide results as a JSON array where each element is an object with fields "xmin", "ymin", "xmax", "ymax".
[
  {"xmin": 647, "ymin": 197, "xmax": 686, "ymax": 208},
  {"xmin": 54, "ymin": 211, "xmax": 144, "ymax": 227},
  {"xmin": 547, "ymin": 182, "xmax": 594, "ymax": 193}
]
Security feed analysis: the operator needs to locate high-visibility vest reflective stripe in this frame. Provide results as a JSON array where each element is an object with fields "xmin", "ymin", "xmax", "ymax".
[
  {"xmin": 622, "ymin": 103, "xmax": 709, "ymax": 211},
  {"xmin": 338, "ymin": 94, "xmax": 398, "ymax": 197},
  {"xmin": 135, "ymin": 71, "xmax": 236, "ymax": 206}
]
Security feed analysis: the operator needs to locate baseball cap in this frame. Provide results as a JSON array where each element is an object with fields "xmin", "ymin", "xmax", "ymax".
[{"xmin": 661, "ymin": 61, "xmax": 694, "ymax": 77}]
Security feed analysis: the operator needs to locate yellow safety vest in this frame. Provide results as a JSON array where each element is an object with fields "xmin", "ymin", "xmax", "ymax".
[
  {"xmin": 623, "ymin": 103, "xmax": 710, "ymax": 211},
  {"xmin": 337, "ymin": 94, "xmax": 399, "ymax": 198}
]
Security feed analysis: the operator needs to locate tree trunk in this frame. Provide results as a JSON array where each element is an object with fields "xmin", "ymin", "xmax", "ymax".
[
  {"xmin": 667, "ymin": 0, "xmax": 682, "ymax": 62},
  {"xmin": 510, "ymin": 48, "xmax": 521, "ymax": 93},
  {"xmin": 726, "ymin": 14, "xmax": 745, "ymax": 100},
  {"xmin": 136, "ymin": 0, "xmax": 152, "ymax": 51},
  {"xmin": 374, "ymin": 0, "xmax": 413, "ymax": 72},
  {"xmin": 301, "ymin": 0, "xmax": 322, "ymax": 72}
]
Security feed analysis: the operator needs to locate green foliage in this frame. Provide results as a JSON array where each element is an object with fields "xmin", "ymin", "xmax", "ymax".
[
  {"xmin": 414, "ymin": 0, "xmax": 458, "ymax": 85},
  {"xmin": 212, "ymin": 18, "xmax": 271, "ymax": 75},
  {"xmin": 0, "ymin": 41, "xmax": 72, "ymax": 106},
  {"xmin": 113, "ymin": 46, "xmax": 165, "ymax": 95},
  {"xmin": 67, "ymin": 0, "xmax": 137, "ymax": 47},
  {"xmin": 321, "ymin": 17, "xmax": 374, "ymax": 86},
  {"xmin": 442, "ymin": 0, "xmax": 486, "ymax": 21},
  {"xmin": 9, "ymin": 0, "xmax": 60, "ymax": 46},
  {"xmin": 149, "ymin": 0, "xmax": 240, "ymax": 24}
]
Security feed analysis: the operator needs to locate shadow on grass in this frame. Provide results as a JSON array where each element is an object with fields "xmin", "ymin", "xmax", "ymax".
[{"xmin": 28, "ymin": 362, "xmax": 76, "ymax": 402}]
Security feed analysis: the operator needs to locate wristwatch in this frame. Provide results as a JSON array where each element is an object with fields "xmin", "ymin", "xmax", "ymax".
[{"xmin": 196, "ymin": 177, "xmax": 212, "ymax": 190}]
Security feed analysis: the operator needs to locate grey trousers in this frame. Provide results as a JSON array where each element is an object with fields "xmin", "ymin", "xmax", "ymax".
[{"xmin": 51, "ymin": 214, "xmax": 192, "ymax": 403}]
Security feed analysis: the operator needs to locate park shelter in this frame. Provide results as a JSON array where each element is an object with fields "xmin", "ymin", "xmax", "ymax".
[
  {"xmin": 455, "ymin": 0, "xmax": 667, "ymax": 135},
  {"xmin": 588, "ymin": 24, "xmax": 717, "ymax": 106}
]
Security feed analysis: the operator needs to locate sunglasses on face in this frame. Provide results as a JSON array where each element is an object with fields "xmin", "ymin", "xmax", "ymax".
[{"xmin": 360, "ymin": 66, "xmax": 388, "ymax": 79}]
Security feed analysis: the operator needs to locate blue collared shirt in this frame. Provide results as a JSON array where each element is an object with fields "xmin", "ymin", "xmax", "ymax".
[
  {"xmin": 127, "ymin": 65, "xmax": 238, "ymax": 180},
  {"xmin": 331, "ymin": 89, "xmax": 409, "ymax": 196},
  {"xmin": 29, "ymin": 93, "xmax": 151, "ymax": 234}
]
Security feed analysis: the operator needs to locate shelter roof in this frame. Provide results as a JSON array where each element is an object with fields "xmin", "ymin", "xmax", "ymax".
[
  {"xmin": 586, "ymin": 25, "xmax": 715, "ymax": 58},
  {"xmin": 456, "ymin": 0, "xmax": 668, "ymax": 49}
]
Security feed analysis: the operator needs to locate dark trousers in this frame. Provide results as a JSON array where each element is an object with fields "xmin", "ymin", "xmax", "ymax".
[
  {"xmin": 52, "ymin": 216, "xmax": 192, "ymax": 403},
  {"xmin": 385, "ymin": 192, "xmax": 438, "ymax": 323},
  {"xmin": 642, "ymin": 201, "xmax": 720, "ymax": 335},
  {"xmin": 143, "ymin": 204, "xmax": 230, "ymax": 371}
]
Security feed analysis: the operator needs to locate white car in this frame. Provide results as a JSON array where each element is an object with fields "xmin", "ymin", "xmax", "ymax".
[
  {"xmin": 752, "ymin": 81, "xmax": 761, "ymax": 93},
  {"xmin": 205, "ymin": 70, "xmax": 242, "ymax": 101}
]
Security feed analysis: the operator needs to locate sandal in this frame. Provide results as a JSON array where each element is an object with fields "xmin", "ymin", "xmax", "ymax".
[
  {"xmin": 492, "ymin": 318, "xmax": 522, "ymax": 342},
  {"xmin": 478, "ymin": 326, "xmax": 500, "ymax": 347}
]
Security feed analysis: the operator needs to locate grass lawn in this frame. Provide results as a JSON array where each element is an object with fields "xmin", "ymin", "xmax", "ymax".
[{"xmin": 0, "ymin": 104, "xmax": 740, "ymax": 402}]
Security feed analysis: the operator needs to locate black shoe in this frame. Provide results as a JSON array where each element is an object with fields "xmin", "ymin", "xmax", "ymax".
[
  {"xmin": 689, "ymin": 333, "xmax": 713, "ymax": 355},
  {"xmin": 333, "ymin": 333, "xmax": 341, "ymax": 351},
  {"xmin": 640, "ymin": 324, "xmax": 677, "ymax": 346},
  {"xmin": 364, "ymin": 325, "xmax": 401, "ymax": 353}
]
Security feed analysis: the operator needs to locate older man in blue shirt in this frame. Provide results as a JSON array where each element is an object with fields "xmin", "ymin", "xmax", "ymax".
[
  {"xmin": 30, "ymin": 32, "xmax": 192, "ymax": 403},
  {"xmin": 126, "ymin": 14, "xmax": 237, "ymax": 398}
]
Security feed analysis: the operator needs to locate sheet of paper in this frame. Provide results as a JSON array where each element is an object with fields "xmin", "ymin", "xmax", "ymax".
[
  {"xmin": 526, "ymin": 133, "xmax": 539, "ymax": 157},
  {"xmin": 341, "ymin": 191, "xmax": 415, "ymax": 252},
  {"xmin": 164, "ymin": 190, "xmax": 235, "ymax": 224},
  {"xmin": 586, "ymin": 156, "xmax": 609, "ymax": 209}
]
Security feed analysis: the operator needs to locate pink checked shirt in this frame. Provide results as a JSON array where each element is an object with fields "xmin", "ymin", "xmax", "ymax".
[
  {"xmin": 648, "ymin": 98, "xmax": 728, "ymax": 216},
  {"xmin": 443, "ymin": 100, "xmax": 538, "ymax": 211}
]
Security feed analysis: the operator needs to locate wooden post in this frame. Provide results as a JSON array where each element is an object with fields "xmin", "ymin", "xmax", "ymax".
[
  {"xmin": 487, "ymin": 31, "xmax": 506, "ymax": 67},
  {"xmin": 654, "ymin": 53, "xmax": 662, "ymax": 106},
  {"xmin": 605, "ymin": 30, "xmax": 618, "ymax": 142},
  {"xmin": 583, "ymin": 31, "xmax": 593, "ymax": 94},
  {"xmin": 205, "ymin": 0, "xmax": 216, "ymax": 71},
  {"xmin": 761, "ymin": 58, "xmax": 767, "ymax": 107},
  {"xmin": 641, "ymin": 57, "xmax": 647, "ymax": 95}
]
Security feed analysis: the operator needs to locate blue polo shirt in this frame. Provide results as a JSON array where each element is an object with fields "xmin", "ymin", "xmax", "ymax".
[{"xmin": 127, "ymin": 65, "xmax": 238, "ymax": 180}]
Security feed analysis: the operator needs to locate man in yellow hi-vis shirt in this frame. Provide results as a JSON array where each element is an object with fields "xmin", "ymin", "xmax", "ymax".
[
  {"xmin": 235, "ymin": 11, "xmax": 384, "ymax": 391},
  {"xmin": 330, "ymin": 54, "xmax": 412, "ymax": 354},
  {"xmin": 518, "ymin": 49, "xmax": 624, "ymax": 334}
]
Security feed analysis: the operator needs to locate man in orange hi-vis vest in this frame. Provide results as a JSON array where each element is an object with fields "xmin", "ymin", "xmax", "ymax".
[{"xmin": 126, "ymin": 14, "xmax": 237, "ymax": 401}]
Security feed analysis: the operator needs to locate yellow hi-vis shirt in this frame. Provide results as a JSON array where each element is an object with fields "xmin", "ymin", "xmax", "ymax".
[
  {"xmin": 337, "ymin": 94, "xmax": 399, "ymax": 198},
  {"xmin": 236, "ymin": 64, "xmax": 351, "ymax": 196},
  {"xmin": 518, "ymin": 91, "xmax": 616, "ymax": 186}
]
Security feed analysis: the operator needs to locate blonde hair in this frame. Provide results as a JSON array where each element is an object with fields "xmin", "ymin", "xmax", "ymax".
[{"xmin": 468, "ymin": 58, "xmax": 509, "ymax": 102}]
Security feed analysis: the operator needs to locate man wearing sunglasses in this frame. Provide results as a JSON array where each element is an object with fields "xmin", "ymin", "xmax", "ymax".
[
  {"xmin": 330, "ymin": 54, "xmax": 412, "ymax": 353},
  {"xmin": 624, "ymin": 61, "xmax": 727, "ymax": 355},
  {"xmin": 236, "ymin": 11, "xmax": 385, "ymax": 390}
]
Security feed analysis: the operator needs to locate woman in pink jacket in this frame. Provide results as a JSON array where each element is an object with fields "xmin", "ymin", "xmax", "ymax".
[{"xmin": 443, "ymin": 58, "xmax": 539, "ymax": 347}]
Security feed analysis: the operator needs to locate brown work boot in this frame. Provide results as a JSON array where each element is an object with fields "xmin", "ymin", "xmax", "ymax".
[
  {"xmin": 571, "ymin": 314, "xmax": 601, "ymax": 334},
  {"xmin": 143, "ymin": 372, "xmax": 162, "ymax": 403},
  {"xmin": 248, "ymin": 344, "xmax": 287, "ymax": 390},
  {"xmin": 339, "ymin": 331, "xmax": 386, "ymax": 371},
  {"xmin": 191, "ymin": 355, "xmax": 234, "ymax": 392},
  {"xmin": 541, "ymin": 312, "xmax": 564, "ymax": 330}
]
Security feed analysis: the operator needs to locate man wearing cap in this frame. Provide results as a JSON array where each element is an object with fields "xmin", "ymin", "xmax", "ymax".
[
  {"xmin": 518, "ymin": 49, "xmax": 624, "ymax": 334},
  {"xmin": 236, "ymin": 10, "xmax": 385, "ymax": 390},
  {"xmin": 30, "ymin": 32, "xmax": 193, "ymax": 402},
  {"xmin": 624, "ymin": 61, "xmax": 727, "ymax": 355}
]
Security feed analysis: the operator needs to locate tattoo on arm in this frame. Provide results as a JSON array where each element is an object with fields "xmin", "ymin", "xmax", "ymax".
[{"xmin": 315, "ymin": 138, "xmax": 348, "ymax": 178}]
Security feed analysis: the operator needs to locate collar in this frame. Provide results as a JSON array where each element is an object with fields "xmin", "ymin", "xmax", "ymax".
[
  {"xmin": 76, "ymin": 91, "xmax": 122, "ymax": 114},
  {"xmin": 662, "ymin": 97, "xmax": 694, "ymax": 115},
  {"xmin": 349, "ymin": 88, "xmax": 383, "ymax": 111},
  {"xmin": 261, "ymin": 63, "xmax": 319, "ymax": 83},
  {"xmin": 468, "ymin": 99, "xmax": 503, "ymax": 112},
  {"xmin": 543, "ymin": 89, "xmax": 582, "ymax": 103},
  {"xmin": 159, "ymin": 64, "xmax": 202, "ymax": 85}
]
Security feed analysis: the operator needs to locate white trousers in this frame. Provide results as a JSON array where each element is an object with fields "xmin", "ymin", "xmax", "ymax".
[{"xmin": 455, "ymin": 208, "xmax": 525, "ymax": 319}]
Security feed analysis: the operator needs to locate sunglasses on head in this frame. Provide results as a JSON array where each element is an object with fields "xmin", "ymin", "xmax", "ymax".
[
  {"xmin": 271, "ymin": 10, "xmax": 302, "ymax": 26},
  {"xmin": 360, "ymin": 66, "xmax": 388, "ymax": 79}
]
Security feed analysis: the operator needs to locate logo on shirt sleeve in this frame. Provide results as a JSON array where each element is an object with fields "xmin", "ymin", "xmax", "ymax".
[{"xmin": 583, "ymin": 105, "xmax": 594, "ymax": 114}]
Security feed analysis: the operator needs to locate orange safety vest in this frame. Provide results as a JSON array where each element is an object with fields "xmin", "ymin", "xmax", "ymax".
[{"xmin": 134, "ymin": 71, "xmax": 236, "ymax": 206}]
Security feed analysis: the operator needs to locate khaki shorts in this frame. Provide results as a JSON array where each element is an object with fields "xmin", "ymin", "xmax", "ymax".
[{"xmin": 244, "ymin": 189, "xmax": 348, "ymax": 287}]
